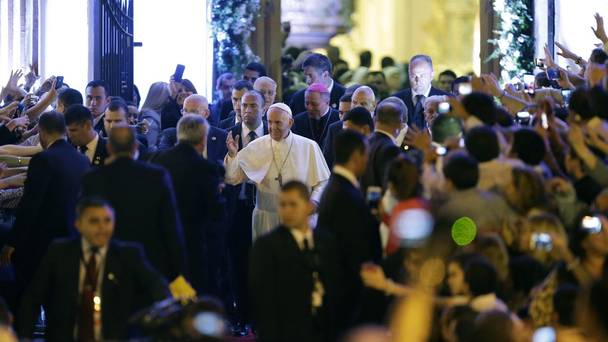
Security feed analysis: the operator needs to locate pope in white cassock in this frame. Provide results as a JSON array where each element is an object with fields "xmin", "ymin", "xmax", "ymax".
[{"xmin": 225, "ymin": 103, "xmax": 330, "ymax": 240}]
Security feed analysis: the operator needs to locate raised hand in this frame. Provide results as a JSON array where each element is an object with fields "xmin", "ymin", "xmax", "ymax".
[
  {"xmin": 226, "ymin": 132, "xmax": 240, "ymax": 158},
  {"xmin": 592, "ymin": 13, "xmax": 608, "ymax": 44},
  {"xmin": 555, "ymin": 42, "xmax": 580, "ymax": 62}
]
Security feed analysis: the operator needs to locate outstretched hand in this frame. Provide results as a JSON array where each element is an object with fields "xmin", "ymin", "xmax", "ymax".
[{"xmin": 592, "ymin": 12, "xmax": 608, "ymax": 44}]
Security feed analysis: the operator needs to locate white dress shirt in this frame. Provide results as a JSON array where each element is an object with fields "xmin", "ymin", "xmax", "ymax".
[
  {"xmin": 242, "ymin": 122, "xmax": 265, "ymax": 147},
  {"xmin": 83, "ymin": 133, "xmax": 100, "ymax": 163},
  {"xmin": 77, "ymin": 238, "xmax": 108, "ymax": 340},
  {"xmin": 288, "ymin": 227, "xmax": 324, "ymax": 311}
]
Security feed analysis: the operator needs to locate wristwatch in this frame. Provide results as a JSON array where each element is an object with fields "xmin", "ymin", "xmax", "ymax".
[{"xmin": 575, "ymin": 57, "xmax": 583, "ymax": 65}]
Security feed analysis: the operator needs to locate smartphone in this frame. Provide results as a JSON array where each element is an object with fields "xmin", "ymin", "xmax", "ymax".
[
  {"xmin": 438, "ymin": 102, "xmax": 450, "ymax": 114},
  {"xmin": 582, "ymin": 215, "xmax": 602, "ymax": 234},
  {"xmin": 541, "ymin": 113, "xmax": 549, "ymax": 130},
  {"xmin": 561, "ymin": 89, "xmax": 572, "ymax": 105},
  {"xmin": 535, "ymin": 58, "xmax": 545, "ymax": 69},
  {"xmin": 458, "ymin": 82, "xmax": 472, "ymax": 95},
  {"xmin": 55, "ymin": 76, "xmax": 64, "ymax": 89},
  {"xmin": 532, "ymin": 326, "xmax": 556, "ymax": 342},
  {"xmin": 174, "ymin": 64, "xmax": 186, "ymax": 82},
  {"xmin": 516, "ymin": 111, "xmax": 531, "ymax": 126},
  {"xmin": 366, "ymin": 186, "xmax": 382, "ymax": 209},
  {"xmin": 394, "ymin": 208, "xmax": 434, "ymax": 247},
  {"xmin": 546, "ymin": 68, "xmax": 560, "ymax": 81},
  {"xmin": 530, "ymin": 233, "xmax": 553, "ymax": 251}
]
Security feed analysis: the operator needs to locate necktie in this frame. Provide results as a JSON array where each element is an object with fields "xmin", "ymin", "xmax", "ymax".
[
  {"xmin": 79, "ymin": 145, "xmax": 88, "ymax": 154},
  {"xmin": 303, "ymin": 237, "xmax": 324, "ymax": 312},
  {"xmin": 239, "ymin": 130, "xmax": 258, "ymax": 206},
  {"xmin": 78, "ymin": 247, "xmax": 98, "ymax": 341},
  {"xmin": 413, "ymin": 94, "xmax": 425, "ymax": 129},
  {"xmin": 247, "ymin": 130, "xmax": 257, "ymax": 145}
]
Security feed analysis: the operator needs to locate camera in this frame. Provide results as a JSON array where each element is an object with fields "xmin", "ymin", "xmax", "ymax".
[
  {"xmin": 516, "ymin": 111, "xmax": 531, "ymax": 126},
  {"xmin": 530, "ymin": 233, "xmax": 552, "ymax": 251},
  {"xmin": 394, "ymin": 208, "xmax": 434, "ymax": 247},
  {"xmin": 366, "ymin": 186, "xmax": 382, "ymax": 210},
  {"xmin": 581, "ymin": 215, "xmax": 602, "ymax": 234},
  {"xmin": 438, "ymin": 102, "xmax": 450, "ymax": 114}
]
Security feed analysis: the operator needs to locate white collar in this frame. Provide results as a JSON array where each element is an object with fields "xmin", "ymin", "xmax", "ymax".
[
  {"xmin": 412, "ymin": 87, "xmax": 432, "ymax": 100},
  {"xmin": 333, "ymin": 165, "xmax": 360, "ymax": 188},
  {"xmin": 289, "ymin": 227, "xmax": 314, "ymax": 250},
  {"xmin": 242, "ymin": 121, "xmax": 264, "ymax": 141},
  {"xmin": 81, "ymin": 237, "xmax": 109, "ymax": 259},
  {"xmin": 375, "ymin": 129, "xmax": 397, "ymax": 145}
]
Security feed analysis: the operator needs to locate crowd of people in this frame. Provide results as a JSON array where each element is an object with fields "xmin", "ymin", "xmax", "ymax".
[{"xmin": 0, "ymin": 11, "xmax": 607, "ymax": 342}]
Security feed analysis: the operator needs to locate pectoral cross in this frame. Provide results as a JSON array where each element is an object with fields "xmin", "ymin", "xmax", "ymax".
[{"xmin": 275, "ymin": 173, "xmax": 283, "ymax": 187}]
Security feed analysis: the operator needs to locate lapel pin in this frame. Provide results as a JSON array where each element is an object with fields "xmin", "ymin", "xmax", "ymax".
[
  {"xmin": 108, "ymin": 273, "xmax": 115, "ymax": 280},
  {"xmin": 211, "ymin": 136, "xmax": 217, "ymax": 141}
]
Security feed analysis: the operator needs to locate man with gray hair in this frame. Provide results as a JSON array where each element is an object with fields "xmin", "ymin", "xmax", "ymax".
[
  {"xmin": 253, "ymin": 76, "xmax": 277, "ymax": 114},
  {"xmin": 150, "ymin": 114, "xmax": 222, "ymax": 294},
  {"xmin": 392, "ymin": 54, "xmax": 450, "ymax": 129},
  {"xmin": 158, "ymin": 94, "xmax": 227, "ymax": 166}
]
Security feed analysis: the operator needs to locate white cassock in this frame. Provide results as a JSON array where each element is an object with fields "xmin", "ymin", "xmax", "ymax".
[{"xmin": 225, "ymin": 132, "xmax": 330, "ymax": 240}]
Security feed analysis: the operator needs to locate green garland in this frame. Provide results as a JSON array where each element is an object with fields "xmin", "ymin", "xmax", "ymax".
[
  {"xmin": 211, "ymin": 0, "xmax": 261, "ymax": 76},
  {"xmin": 487, "ymin": 0, "xmax": 535, "ymax": 82}
]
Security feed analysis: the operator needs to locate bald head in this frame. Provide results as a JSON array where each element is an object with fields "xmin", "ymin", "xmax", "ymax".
[
  {"xmin": 254, "ymin": 76, "xmax": 277, "ymax": 112},
  {"xmin": 108, "ymin": 124, "xmax": 137, "ymax": 158},
  {"xmin": 351, "ymin": 86, "xmax": 376, "ymax": 114},
  {"xmin": 375, "ymin": 100, "xmax": 405, "ymax": 137},
  {"xmin": 183, "ymin": 94, "xmax": 210, "ymax": 118}
]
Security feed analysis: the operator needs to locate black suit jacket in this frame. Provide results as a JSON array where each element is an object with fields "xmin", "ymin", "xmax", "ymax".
[
  {"xmin": 250, "ymin": 225, "xmax": 341, "ymax": 342},
  {"xmin": 219, "ymin": 111, "xmax": 237, "ymax": 130},
  {"xmin": 8, "ymin": 139, "xmax": 90, "ymax": 281},
  {"xmin": 361, "ymin": 132, "xmax": 403, "ymax": 192},
  {"xmin": 391, "ymin": 87, "xmax": 450, "ymax": 128},
  {"xmin": 149, "ymin": 143, "xmax": 222, "ymax": 290},
  {"xmin": 289, "ymin": 81, "xmax": 346, "ymax": 116},
  {"xmin": 292, "ymin": 109, "xmax": 340, "ymax": 150},
  {"xmin": 157, "ymin": 126, "xmax": 228, "ymax": 166},
  {"xmin": 317, "ymin": 173, "xmax": 381, "ymax": 328},
  {"xmin": 321, "ymin": 121, "xmax": 343, "ymax": 169},
  {"xmin": 81, "ymin": 158, "xmax": 186, "ymax": 280},
  {"xmin": 18, "ymin": 238, "xmax": 169, "ymax": 341}
]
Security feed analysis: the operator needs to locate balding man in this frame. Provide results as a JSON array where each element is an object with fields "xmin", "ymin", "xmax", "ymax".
[
  {"xmin": 253, "ymin": 76, "xmax": 277, "ymax": 114},
  {"xmin": 158, "ymin": 94, "xmax": 227, "ymax": 166},
  {"xmin": 292, "ymin": 83, "xmax": 340, "ymax": 150},
  {"xmin": 321, "ymin": 86, "xmax": 377, "ymax": 166},
  {"xmin": 351, "ymin": 86, "xmax": 377, "ymax": 114},
  {"xmin": 361, "ymin": 99, "xmax": 407, "ymax": 193},
  {"xmin": 150, "ymin": 115, "xmax": 222, "ymax": 294},
  {"xmin": 225, "ymin": 103, "xmax": 330, "ymax": 239},
  {"xmin": 392, "ymin": 55, "xmax": 450, "ymax": 129},
  {"xmin": 82, "ymin": 125, "xmax": 187, "ymax": 281}
]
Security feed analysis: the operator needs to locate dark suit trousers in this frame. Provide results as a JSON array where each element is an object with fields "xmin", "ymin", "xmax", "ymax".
[{"xmin": 227, "ymin": 197, "xmax": 254, "ymax": 323}]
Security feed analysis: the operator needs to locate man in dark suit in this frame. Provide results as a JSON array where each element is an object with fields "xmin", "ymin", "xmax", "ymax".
[
  {"xmin": 317, "ymin": 130, "xmax": 381, "ymax": 330},
  {"xmin": 322, "ymin": 107, "xmax": 374, "ymax": 168},
  {"xmin": 219, "ymin": 80, "xmax": 253, "ymax": 130},
  {"xmin": 85, "ymin": 80, "xmax": 110, "ymax": 133},
  {"xmin": 81, "ymin": 125, "xmax": 186, "ymax": 282},
  {"xmin": 392, "ymin": 55, "xmax": 450, "ymax": 129},
  {"xmin": 158, "ymin": 94, "xmax": 228, "ymax": 166},
  {"xmin": 292, "ymin": 83, "xmax": 340, "ymax": 150},
  {"xmin": 224, "ymin": 90, "xmax": 268, "ymax": 333},
  {"xmin": 361, "ymin": 99, "xmax": 407, "ymax": 193},
  {"xmin": 65, "ymin": 104, "xmax": 109, "ymax": 167},
  {"xmin": 289, "ymin": 53, "xmax": 345, "ymax": 115},
  {"xmin": 250, "ymin": 181, "xmax": 341, "ymax": 342},
  {"xmin": 209, "ymin": 72, "xmax": 236, "ymax": 125},
  {"xmin": 18, "ymin": 198, "xmax": 169, "ymax": 341},
  {"xmin": 149, "ymin": 114, "xmax": 222, "ymax": 295},
  {"xmin": 102, "ymin": 100, "xmax": 148, "ymax": 158},
  {"xmin": 0, "ymin": 112, "xmax": 90, "ymax": 306}
]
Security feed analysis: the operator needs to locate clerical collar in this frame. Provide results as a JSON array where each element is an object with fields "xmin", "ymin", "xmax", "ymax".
[{"xmin": 333, "ymin": 165, "xmax": 360, "ymax": 188}]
